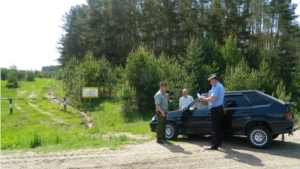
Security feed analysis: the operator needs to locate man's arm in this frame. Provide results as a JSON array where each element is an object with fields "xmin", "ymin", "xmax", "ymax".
[
  {"xmin": 200, "ymin": 88, "xmax": 218, "ymax": 102},
  {"xmin": 156, "ymin": 104, "xmax": 166, "ymax": 117},
  {"xmin": 200, "ymin": 96, "xmax": 216, "ymax": 102},
  {"xmin": 179, "ymin": 98, "xmax": 181, "ymax": 110}
]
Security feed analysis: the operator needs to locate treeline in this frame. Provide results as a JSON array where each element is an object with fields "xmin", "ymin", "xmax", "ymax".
[
  {"xmin": 41, "ymin": 65, "xmax": 61, "ymax": 78},
  {"xmin": 61, "ymin": 36, "xmax": 299, "ymax": 115},
  {"xmin": 1, "ymin": 65, "xmax": 61, "ymax": 88},
  {"xmin": 57, "ymin": 0, "xmax": 300, "ymax": 114}
]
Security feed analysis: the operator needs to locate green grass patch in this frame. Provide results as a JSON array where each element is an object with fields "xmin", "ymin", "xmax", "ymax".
[{"xmin": 1, "ymin": 79, "xmax": 154, "ymax": 153}]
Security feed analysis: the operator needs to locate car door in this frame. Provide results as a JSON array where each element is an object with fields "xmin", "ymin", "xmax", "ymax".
[
  {"xmin": 183, "ymin": 106, "xmax": 211, "ymax": 134},
  {"xmin": 224, "ymin": 94, "xmax": 252, "ymax": 133}
]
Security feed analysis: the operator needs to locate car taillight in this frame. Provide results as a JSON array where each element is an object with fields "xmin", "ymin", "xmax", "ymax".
[
  {"xmin": 285, "ymin": 113, "xmax": 292, "ymax": 120},
  {"xmin": 292, "ymin": 113, "xmax": 294, "ymax": 119}
]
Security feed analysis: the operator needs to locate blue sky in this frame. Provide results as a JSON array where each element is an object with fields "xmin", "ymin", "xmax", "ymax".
[{"xmin": 0, "ymin": 0, "xmax": 300, "ymax": 71}]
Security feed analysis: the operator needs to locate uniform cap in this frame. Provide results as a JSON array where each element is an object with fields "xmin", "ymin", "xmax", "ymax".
[
  {"xmin": 205, "ymin": 74, "xmax": 217, "ymax": 81},
  {"xmin": 160, "ymin": 82, "xmax": 168, "ymax": 87}
]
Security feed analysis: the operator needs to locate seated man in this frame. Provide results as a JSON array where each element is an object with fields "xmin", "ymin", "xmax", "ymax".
[{"xmin": 179, "ymin": 89, "xmax": 194, "ymax": 110}]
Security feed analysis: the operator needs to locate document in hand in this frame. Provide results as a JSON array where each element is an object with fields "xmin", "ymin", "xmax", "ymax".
[{"xmin": 197, "ymin": 93, "xmax": 201, "ymax": 98}]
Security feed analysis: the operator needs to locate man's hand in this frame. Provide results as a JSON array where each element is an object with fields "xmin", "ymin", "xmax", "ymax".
[{"xmin": 161, "ymin": 112, "xmax": 166, "ymax": 117}]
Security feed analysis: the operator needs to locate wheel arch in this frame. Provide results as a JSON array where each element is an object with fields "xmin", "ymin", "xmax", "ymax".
[{"xmin": 244, "ymin": 120, "xmax": 273, "ymax": 135}]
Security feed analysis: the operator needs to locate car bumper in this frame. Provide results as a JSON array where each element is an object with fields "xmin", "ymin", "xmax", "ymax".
[
  {"xmin": 271, "ymin": 119, "xmax": 299, "ymax": 134},
  {"xmin": 150, "ymin": 121, "xmax": 157, "ymax": 132}
]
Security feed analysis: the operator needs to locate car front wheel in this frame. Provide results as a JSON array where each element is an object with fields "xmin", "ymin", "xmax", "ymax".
[
  {"xmin": 247, "ymin": 126, "xmax": 272, "ymax": 149},
  {"xmin": 165, "ymin": 122, "xmax": 178, "ymax": 140}
]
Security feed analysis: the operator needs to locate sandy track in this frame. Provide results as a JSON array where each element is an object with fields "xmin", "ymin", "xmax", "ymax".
[{"xmin": 2, "ymin": 131, "xmax": 300, "ymax": 169}]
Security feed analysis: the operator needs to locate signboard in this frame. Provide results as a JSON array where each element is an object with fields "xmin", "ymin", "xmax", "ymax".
[{"xmin": 82, "ymin": 87, "xmax": 99, "ymax": 98}]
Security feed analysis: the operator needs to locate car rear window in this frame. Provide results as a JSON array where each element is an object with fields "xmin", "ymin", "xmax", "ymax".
[
  {"xmin": 224, "ymin": 95, "xmax": 250, "ymax": 108},
  {"xmin": 245, "ymin": 93, "xmax": 269, "ymax": 106}
]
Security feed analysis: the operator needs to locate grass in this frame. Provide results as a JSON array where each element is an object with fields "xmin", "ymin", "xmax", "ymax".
[{"xmin": 1, "ymin": 78, "xmax": 154, "ymax": 153}]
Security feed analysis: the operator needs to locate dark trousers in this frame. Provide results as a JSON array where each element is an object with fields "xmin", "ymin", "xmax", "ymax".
[
  {"xmin": 156, "ymin": 111, "xmax": 166, "ymax": 141},
  {"xmin": 210, "ymin": 105, "xmax": 223, "ymax": 149}
]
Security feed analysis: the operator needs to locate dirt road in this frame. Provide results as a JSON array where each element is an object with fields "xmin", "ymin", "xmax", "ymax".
[{"xmin": 2, "ymin": 131, "xmax": 300, "ymax": 169}]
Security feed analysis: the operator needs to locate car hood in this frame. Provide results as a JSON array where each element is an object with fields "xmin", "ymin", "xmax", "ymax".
[{"xmin": 151, "ymin": 109, "xmax": 184, "ymax": 121}]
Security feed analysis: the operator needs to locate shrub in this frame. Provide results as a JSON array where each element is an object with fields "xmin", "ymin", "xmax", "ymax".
[
  {"xmin": 6, "ymin": 70, "xmax": 19, "ymax": 88},
  {"xmin": 30, "ymin": 134, "xmax": 43, "ymax": 148}
]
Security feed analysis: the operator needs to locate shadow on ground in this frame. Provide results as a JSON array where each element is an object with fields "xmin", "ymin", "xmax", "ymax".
[
  {"xmin": 169, "ymin": 134, "xmax": 300, "ymax": 167},
  {"xmin": 159, "ymin": 141, "xmax": 193, "ymax": 155}
]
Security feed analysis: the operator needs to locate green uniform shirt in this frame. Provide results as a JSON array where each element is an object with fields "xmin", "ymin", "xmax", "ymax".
[{"xmin": 154, "ymin": 90, "xmax": 168, "ymax": 111}]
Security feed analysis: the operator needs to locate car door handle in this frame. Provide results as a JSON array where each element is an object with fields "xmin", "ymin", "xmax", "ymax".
[{"xmin": 241, "ymin": 110, "xmax": 250, "ymax": 113}]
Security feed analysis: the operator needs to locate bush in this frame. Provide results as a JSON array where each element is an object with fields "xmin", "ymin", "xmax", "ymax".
[
  {"xmin": 1, "ymin": 68, "xmax": 8, "ymax": 80},
  {"xmin": 118, "ymin": 47, "xmax": 193, "ymax": 115},
  {"xmin": 6, "ymin": 70, "xmax": 19, "ymax": 88},
  {"xmin": 224, "ymin": 59, "xmax": 259, "ymax": 91},
  {"xmin": 61, "ymin": 53, "xmax": 115, "ymax": 109},
  {"xmin": 273, "ymin": 80, "xmax": 291, "ymax": 102},
  {"xmin": 183, "ymin": 38, "xmax": 222, "ymax": 95},
  {"xmin": 122, "ymin": 47, "xmax": 161, "ymax": 112},
  {"xmin": 30, "ymin": 134, "xmax": 43, "ymax": 148},
  {"xmin": 117, "ymin": 81, "xmax": 135, "ymax": 116}
]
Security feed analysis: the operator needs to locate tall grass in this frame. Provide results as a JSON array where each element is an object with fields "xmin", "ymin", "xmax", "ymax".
[{"xmin": 1, "ymin": 79, "xmax": 154, "ymax": 152}]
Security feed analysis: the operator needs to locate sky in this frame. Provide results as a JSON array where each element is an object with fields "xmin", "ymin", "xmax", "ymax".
[
  {"xmin": 0, "ymin": 0, "xmax": 300, "ymax": 71},
  {"xmin": 0, "ymin": 0, "xmax": 87, "ymax": 71}
]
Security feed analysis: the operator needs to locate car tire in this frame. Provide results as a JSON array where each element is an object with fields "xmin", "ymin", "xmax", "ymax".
[
  {"xmin": 272, "ymin": 134, "xmax": 279, "ymax": 140},
  {"xmin": 247, "ymin": 126, "xmax": 272, "ymax": 149},
  {"xmin": 165, "ymin": 122, "xmax": 178, "ymax": 140}
]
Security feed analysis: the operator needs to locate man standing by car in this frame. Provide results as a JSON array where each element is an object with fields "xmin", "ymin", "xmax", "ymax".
[
  {"xmin": 199, "ymin": 74, "xmax": 224, "ymax": 150},
  {"xmin": 179, "ymin": 89, "xmax": 194, "ymax": 110},
  {"xmin": 154, "ymin": 82, "xmax": 169, "ymax": 144}
]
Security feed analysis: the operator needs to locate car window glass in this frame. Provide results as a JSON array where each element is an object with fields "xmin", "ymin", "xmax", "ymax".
[
  {"xmin": 245, "ymin": 93, "xmax": 269, "ymax": 106},
  {"xmin": 224, "ymin": 95, "xmax": 249, "ymax": 108}
]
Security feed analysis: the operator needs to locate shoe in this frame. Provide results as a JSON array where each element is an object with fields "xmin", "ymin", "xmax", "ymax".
[
  {"xmin": 205, "ymin": 146, "xmax": 218, "ymax": 150},
  {"xmin": 157, "ymin": 140, "xmax": 166, "ymax": 143},
  {"xmin": 211, "ymin": 142, "xmax": 221, "ymax": 147},
  {"xmin": 211, "ymin": 144, "xmax": 221, "ymax": 147}
]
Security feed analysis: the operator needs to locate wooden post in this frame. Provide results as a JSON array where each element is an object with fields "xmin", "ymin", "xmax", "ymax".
[
  {"xmin": 63, "ymin": 98, "xmax": 66, "ymax": 112},
  {"xmin": 9, "ymin": 99, "xmax": 13, "ymax": 115},
  {"xmin": 89, "ymin": 98, "xmax": 91, "ymax": 111}
]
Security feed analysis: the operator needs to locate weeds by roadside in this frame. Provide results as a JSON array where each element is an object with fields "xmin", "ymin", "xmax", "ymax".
[{"xmin": 1, "ymin": 79, "xmax": 154, "ymax": 153}]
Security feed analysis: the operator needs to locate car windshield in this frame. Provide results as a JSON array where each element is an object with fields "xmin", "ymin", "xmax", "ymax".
[{"xmin": 189, "ymin": 98, "xmax": 208, "ymax": 109}]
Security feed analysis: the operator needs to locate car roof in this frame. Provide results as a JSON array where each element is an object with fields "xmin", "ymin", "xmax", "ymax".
[
  {"xmin": 225, "ymin": 90, "xmax": 285, "ymax": 104},
  {"xmin": 225, "ymin": 90, "xmax": 258, "ymax": 95}
]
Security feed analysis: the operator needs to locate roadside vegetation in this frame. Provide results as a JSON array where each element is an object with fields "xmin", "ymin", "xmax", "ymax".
[
  {"xmin": 1, "ymin": 0, "xmax": 300, "ymax": 153},
  {"xmin": 1, "ymin": 79, "xmax": 154, "ymax": 152}
]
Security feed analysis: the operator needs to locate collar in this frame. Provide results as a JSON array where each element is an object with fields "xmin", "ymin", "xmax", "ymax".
[
  {"xmin": 212, "ymin": 81, "xmax": 219, "ymax": 87},
  {"xmin": 159, "ymin": 90, "xmax": 165, "ymax": 94}
]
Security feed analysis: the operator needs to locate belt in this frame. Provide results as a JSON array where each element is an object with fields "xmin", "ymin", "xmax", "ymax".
[
  {"xmin": 211, "ymin": 105, "xmax": 223, "ymax": 109},
  {"xmin": 156, "ymin": 110, "xmax": 168, "ymax": 112}
]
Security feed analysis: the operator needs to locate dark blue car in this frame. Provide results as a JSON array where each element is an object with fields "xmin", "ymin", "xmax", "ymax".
[{"xmin": 150, "ymin": 90, "xmax": 298, "ymax": 149}]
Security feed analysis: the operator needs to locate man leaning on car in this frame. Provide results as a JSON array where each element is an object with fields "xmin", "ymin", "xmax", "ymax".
[
  {"xmin": 199, "ymin": 74, "xmax": 225, "ymax": 150},
  {"xmin": 154, "ymin": 82, "xmax": 169, "ymax": 144}
]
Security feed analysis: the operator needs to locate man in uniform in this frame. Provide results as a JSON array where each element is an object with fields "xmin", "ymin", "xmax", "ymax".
[
  {"xmin": 154, "ymin": 82, "xmax": 169, "ymax": 144},
  {"xmin": 199, "ymin": 74, "xmax": 224, "ymax": 150}
]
